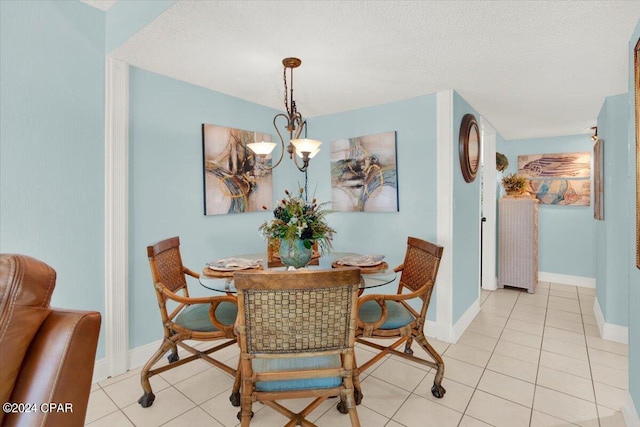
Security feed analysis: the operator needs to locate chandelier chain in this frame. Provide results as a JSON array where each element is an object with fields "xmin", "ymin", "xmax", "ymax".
[
  {"xmin": 246, "ymin": 57, "xmax": 319, "ymax": 173},
  {"xmin": 283, "ymin": 66, "xmax": 288, "ymax": 114}
]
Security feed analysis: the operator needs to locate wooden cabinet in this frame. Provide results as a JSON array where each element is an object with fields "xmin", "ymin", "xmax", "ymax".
[{"xmin": 498, "ymin": 198, "xmax": 538, "ymax": 293}]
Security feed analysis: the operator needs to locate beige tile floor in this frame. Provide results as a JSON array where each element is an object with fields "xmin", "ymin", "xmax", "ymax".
[{"xmin": 85, "ymin": 282, "xmax": 630, "ymax": 426}]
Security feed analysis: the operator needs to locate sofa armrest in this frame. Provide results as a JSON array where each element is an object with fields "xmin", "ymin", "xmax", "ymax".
[{"xmin": 4, "ymin": 309, "xmax": 101, "ymax": 427}]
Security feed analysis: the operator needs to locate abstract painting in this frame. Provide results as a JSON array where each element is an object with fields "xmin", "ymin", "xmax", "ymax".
[
  {"xmin": 527, "ymin": 179, "xmax": 591, "ymax": 206},
  {"xmin": 330, "ymin": 131, "xmax": 398, "ymax": 212},
  {"xmin": 635, "ymin": 37, "xmax": 640, "ymax": 268},
  {"xmin": 518, "ymin": 151, "xmax": 591, "ymax": 206},
  {"xmin": 517, "ymin": 152, "xmax": 591, "ymax": 179},
  {"xmin": 202, "ymin": 124, "xmax": 273, "ymax": 215}
]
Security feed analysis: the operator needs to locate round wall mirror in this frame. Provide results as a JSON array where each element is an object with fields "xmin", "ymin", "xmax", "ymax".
[{"xmin": 459, "ymin": 113, "xmax": 480, "ymax": 183}]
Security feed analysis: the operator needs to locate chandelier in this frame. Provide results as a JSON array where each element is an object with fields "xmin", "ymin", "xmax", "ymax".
[{"xmin": 247, "ymin": 57, "xmax": 321, "ymax": 173}]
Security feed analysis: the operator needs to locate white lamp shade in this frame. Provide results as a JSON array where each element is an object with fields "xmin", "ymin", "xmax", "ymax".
[
  {"xmin": 296, "ymin": 147, "xmax": 320, "ymax": 159},
  {"xmin": 247, "ymin": 141, "xmax": 277, "ymax": 155},
  {"xmin": 291, "ymin": 138, "xmax": 322, "ymax": 156}
]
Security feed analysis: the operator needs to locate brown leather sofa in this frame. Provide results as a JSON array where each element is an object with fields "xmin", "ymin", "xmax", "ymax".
[{"xmin": 0, "ymin": 254, "xmax": 101, "ymax": 427}]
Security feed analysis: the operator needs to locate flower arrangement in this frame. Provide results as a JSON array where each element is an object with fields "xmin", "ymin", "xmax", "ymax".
[
  {"xmin": 501, "ymin": 173, "xmax": 528, "ymax": 193},
  {"xmin": 259, "ymin": 188, "xmax": 336, "ymax": 253}
]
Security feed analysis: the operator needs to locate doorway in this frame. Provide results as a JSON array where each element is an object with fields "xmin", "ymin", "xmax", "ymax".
[{"xmin": 480, "ymin": 118, "xmax": 497, "ymax": 291}]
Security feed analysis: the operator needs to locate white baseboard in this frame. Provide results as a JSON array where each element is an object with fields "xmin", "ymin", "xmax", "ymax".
[
  {"xmin": 481, "ymin": 276, "xmax": 498, "ymax": 291},
  {"xmin": 623, "ymin": 392, "xmax": 640, "ymax": 427},
  {"xmin": 92, "ymin": 339, "xmax": 162, "ymax": 383},
  {"xmin": 92, "ymin": 358, "xmax": 109, "ymax": 383},
  {"xmin": 539, "ymin": 271, "xmax": 595, "ymax": 288},
  {"xmin": 424, "ymin": 299, "xmax": 480, "ymax": 344},
  {"xmin": 452, "ymin": 300, "xmax": 481, "ymax": 343},
  {"xmin": 128, "ymin": 338, "xmax": 163, "ymax": 370},
  {"xmin": 593, "ymin": 298, "xmax": 629, "ymax": 344},
  {"xmin": 425, "ymin": 319, "xmax": 453, "ymax": 343}
]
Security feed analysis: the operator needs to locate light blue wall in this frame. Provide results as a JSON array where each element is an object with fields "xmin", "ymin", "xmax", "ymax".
[
  {"xmin": 106, "ymin": 0, "xmax": 176, "ymax": 53},
  {"xmin": 0, "ymin": 1, "xmax": 106, "ymax": 357},
  {"xmin": 452, "ymin": 92, "xmax": 482, "ymax": 323},
  {"xmin": 312, "ymin": 96, "xmax": 439, "ymax": 320},
  {"xmin": 596, "ymin": 93, "xmax": 630, "ymax": 327},
  {"xmin": 626, "ymin": 17, "xmax": 640, "ymax": 420},
  {"xmin": 5, "ymin": 7, "xmax": 635, "ymax": 413},
  {"xmin": 129, "ymin": 69, "xmax": 440, "ymax": 344},
  {"xmin": 129, "ymin": 68, "xmax": 285, "ymax": 348},
  {"xmin": 498, "ymin": 135, "xmax": 596, "ymax": 279}
]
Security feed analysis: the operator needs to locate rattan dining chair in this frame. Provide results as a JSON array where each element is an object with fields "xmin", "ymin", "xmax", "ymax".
[
  {"xmin": 138, "ymin": 236, "xmax": 241, "ymax": 408},
  {"xmin": 234, "ymin": 268, "xmax": 362, "ymax": 427},
  {"xmin": 354, "ymin": 236, "xmax": 445, "ymax": 401}
]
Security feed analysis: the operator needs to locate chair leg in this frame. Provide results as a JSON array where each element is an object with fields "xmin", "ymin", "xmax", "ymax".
[
  {"xmin": 238, "ymin": 364, "xmax": 254, "ymax": 426},
  {"xmin": 349, "ymin": 376, "xmax": 363, "ymax": 406},
  {"xmin": 347, "ymin": 397, "xmax": 361, "ymax": 427},
  {"xmin": 138, "ymin": 343, "xmax": 167, "ymax": 408},
  {"xmin": 138, "ymin": 340, "xmax": 175, "ymax": 407},
  {"xmin": 229, "ymin": 358, "xmax": 241, "ymax": 407},
  {"xmin": 404, "ymin": 337, "xmax": 414, "ymax": 355},
  {"xmin": 167, "ymin": 347, "xmax": 179, "ymax": 363},
  {"xmin": 351, "ymin": 351, "xmax": 363, "ymax": 405},
  {"xmin": 415, "ymin": 334, "xmax": 446, "ymax": 398},
  {"xmin": 336, "ymin": 389, "xmax": 360, "ymax": 426},
  {"xmin": 337, "ymin": 400, "xmax": 348, "ymax": 414},
  {"xmin": 138, "ymin": 392, "xmax": 155, "ymax": 408},
  {"xmin": 168, "ymin": 333, "xmax": 179, "ymax": 363},
  {"xmin": 238, "ymin": 401, "xmax": 254, "ymax": 426}
]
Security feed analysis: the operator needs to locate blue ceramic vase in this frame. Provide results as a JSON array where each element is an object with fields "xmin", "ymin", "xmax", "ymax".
[{"xmin": 278, "ymin": 239, "xmax": 312, "ymax": 269}]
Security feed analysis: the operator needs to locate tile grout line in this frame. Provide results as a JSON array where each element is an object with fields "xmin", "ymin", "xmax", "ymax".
[
  {"xmin": 527, "ymin": 283, "xmax": 551, "ymax": 427},
  {"xmin": 455, "ymin": 288, "xmax": 519, "ymax": 426},
  {"xmin": 580, "ymin": 289, "xmax": 603, "ymax": 427},
  {"xmin": 90, "ymin": 383, "xmax": 133, "ymax": 426},
  {"xmin": 87, "ymin": 285, "xmax": 628, "ymax": 427},
  {"xmin": 483, "ymin": 286, "xmax": 607, "ymax": 425},
  {"xmin": 534, "ymin": 284, "xmax": 608, "ymax": 426}
]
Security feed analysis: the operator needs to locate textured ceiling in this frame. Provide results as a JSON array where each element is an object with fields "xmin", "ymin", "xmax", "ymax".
[{"xmin": 109, "ymin": 0, "xmax": 640, "ymax": 140}]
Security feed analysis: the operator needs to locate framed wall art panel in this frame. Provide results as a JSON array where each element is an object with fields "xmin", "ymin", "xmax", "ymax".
[
  {"xmin": 519, "ymin": 151, "xmax": 591, "ymax": 206},
  {"xmin": 527, "ymin": 179, "xmax": 591, "ymax": 206},
  {"xmin": 518, "ymin": 152, "xmax": 591, "ymax": 179},
  {"xmin": 593, "ymin": 139, "xmax": 604, "ymax": 220},
  {"xmin": 635, "ymin": 37, "xmax": 640, "ymax": 268},
  {"xmin": 330, "ymin": 131, "xmax": 399, "ymax": 212},
  {"xmin": 202, "ymin": 124, "xmax": 273, "ymax": 215}
]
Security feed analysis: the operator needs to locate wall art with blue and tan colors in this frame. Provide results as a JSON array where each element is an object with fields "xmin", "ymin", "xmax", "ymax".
[{"xmin": 330, "ymin": 131, "xmax": 399, "ymax": 212}]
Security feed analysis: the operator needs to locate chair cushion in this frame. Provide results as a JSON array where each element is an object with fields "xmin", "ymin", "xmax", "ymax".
[
  {"xmin": 252, "ymin": 355, "xmax": 342, "ymax": 392},
  {"xmin": 359, "ymin": 300, "xmax": 415, "ymax": 330},
  {"xmin": 174, "ymin": 302, "xmax": 237, "ymax": 332}
]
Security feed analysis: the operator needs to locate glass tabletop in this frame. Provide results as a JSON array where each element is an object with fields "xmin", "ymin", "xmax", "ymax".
[{"xmin": 199, "ymin": 252, "xmax": 397, "ymax": 294}]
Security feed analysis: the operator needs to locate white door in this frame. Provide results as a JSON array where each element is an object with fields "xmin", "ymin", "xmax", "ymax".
[{"xmin": 480, "ymin": 118, "xmax": 497, "ymax": 290}]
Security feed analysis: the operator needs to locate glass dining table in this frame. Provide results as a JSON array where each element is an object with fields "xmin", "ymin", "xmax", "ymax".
[{"xmin": 199, "ymin": 252, "xmax": 397, "ymax": 294}]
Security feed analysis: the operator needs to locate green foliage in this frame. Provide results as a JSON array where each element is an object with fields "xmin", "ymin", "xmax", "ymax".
[
  {"xmin": 259, "ymin": 188, "xmax": 336, "ymax": 253},
  {"xmin": 501, "ymin": 173, "xmax": 527, "ymax": 191}
]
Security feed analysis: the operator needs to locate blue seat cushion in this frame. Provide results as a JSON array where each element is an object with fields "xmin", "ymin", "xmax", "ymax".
[
  {"xmin": 359, "ymin": 300, "xmax": 415, "ymax": 330},
  {"xmin": 174, "ymin": 302, "xmax": 237, "ymax": 332},
  {"xmin": 252, "ymin": 355, "xmax": 342, "ymax": 392}
]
